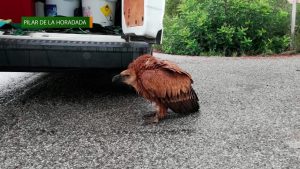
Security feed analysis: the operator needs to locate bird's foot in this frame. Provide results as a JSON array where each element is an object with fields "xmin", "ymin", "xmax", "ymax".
[
  {"xmin": 143, "ymin": 112, "xmax": 156, "ymax": 118},
  {"xmin": 143, "ymin": 115, "xmax": 159, "ymax": 125}
]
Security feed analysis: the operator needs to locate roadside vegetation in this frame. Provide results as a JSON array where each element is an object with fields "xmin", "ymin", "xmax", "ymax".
[
  {"xmin": 296, "ymin": 4, "xmax": 300, "ymax": 53},
  {"xmin": 160, "ymin": 0, "xmax": 299, "ymax": 56}
]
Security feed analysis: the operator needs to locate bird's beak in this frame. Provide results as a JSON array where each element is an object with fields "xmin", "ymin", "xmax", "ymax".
[{"xmin": 112, "ymin": 74, "xmax": 123, "ymax": 83}]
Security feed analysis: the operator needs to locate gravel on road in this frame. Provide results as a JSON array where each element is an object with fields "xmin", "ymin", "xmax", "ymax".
[{"xmin": 0, "ymin": 53, "xmax": 300, "ymax": 168}]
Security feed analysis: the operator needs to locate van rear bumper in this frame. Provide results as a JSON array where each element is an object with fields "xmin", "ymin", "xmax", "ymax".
[{"xmin": 0, "ymin": 33, "xmax": 151, "ymax": 72}]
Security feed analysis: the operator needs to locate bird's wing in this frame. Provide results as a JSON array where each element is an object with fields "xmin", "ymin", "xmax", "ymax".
[
  {"xmin": 140, "ymin": 69, "xmax": 199, "ymax": 114},
  {"xmin": 159, "ymin": 60, "xmax": 193, "ymax": 81}
]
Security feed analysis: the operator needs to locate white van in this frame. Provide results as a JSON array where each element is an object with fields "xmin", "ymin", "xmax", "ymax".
[{"xmin": 0, "ymin": 0, "xmax": 165, "ymax": 71}]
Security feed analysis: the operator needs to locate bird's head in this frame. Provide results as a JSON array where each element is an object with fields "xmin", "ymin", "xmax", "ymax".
[{"xmin": 112, "ymin": 69, "xmax": 137, "ymax": 88}]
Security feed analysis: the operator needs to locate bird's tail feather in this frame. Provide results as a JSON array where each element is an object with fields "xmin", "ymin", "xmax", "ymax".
[{"xmin": 166, "ymin": 88, "xmax": 199, "ymax": 114}]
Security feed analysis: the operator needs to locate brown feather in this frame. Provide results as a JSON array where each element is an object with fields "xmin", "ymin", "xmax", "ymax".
[{"xmin": 127, "ymin": 54, "xmax": 199, "ymax": 115}]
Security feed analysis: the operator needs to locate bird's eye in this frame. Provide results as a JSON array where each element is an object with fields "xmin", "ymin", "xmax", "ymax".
[{"xmin": 124, "ymin": 75, "xmax": 130, "ymax": 78}]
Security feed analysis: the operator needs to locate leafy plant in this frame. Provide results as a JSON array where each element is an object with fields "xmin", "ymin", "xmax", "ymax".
[
  {"xmin": 295, "ymin": 4, "xmax": 300, "ymax": 52},
  {"xmin": 165, "ymin": 0, "xmax": 182, "ymax": 17},
  {"xmin": 162, "ymin": 0, "xmax": 291, "ymax": 56}
]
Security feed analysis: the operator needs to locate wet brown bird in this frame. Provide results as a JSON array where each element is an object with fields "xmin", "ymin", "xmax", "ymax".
[{"xmin": 112, "ymin": 54, "xmax": 199, "ymax": 123}]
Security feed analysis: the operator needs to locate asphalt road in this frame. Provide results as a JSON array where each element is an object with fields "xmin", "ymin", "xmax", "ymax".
[{"xmin": 0, "ymin": 53, "xmax": 300, "ymax": 169}]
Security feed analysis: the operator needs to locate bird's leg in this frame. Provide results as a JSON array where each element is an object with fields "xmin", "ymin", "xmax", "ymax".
[
  {"xmin": 144, "ymin": 103, "xmax": 167, "ymax": 124},
  {"xmin": 157, "ymin": 103, "xmax": 167, "ymax": 120}
]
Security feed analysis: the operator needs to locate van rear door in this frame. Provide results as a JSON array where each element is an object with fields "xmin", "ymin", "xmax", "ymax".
[{"xmin": 121, "ymin": 0, "xmax": 165, "ymax": 43}]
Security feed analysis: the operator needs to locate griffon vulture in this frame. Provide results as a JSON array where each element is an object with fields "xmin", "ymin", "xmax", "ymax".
[{"xmin": 112, "ymin": 54, "xmax": 199, "ymax": 123}]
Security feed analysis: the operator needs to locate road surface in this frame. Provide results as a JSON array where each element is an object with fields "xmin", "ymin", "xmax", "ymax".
[{"xmin": 0, "ymin": 53, "xmax": 300, "ymax": 168}]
